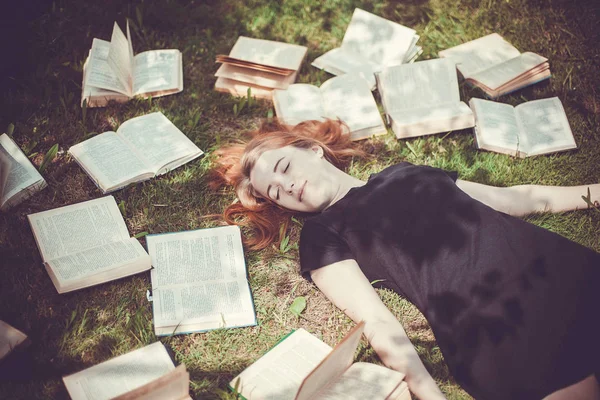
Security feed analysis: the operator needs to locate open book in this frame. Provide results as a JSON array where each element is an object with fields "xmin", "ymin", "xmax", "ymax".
[
  {"xmin": 63, "ymin": 342, "xmax": 191, "ymax": 400},
  {"xmin": 147, "ymin": 225, "xmax": 257, "ymax": 336},
  {"xmin": 68, "ymin": 112, "xmax": 203, "ymax": 194},
  {"xmin": 469, "ymin": 97, "xmax": 576, "ymax": 157},
  {"xmin": 312, "ymin": 8, "xmax": 421, "ymax": 89},
  {"xmin": 0, "ymin": 320, "xmax": 28, "ymax": 361},
  {"xmin": 27, "ymin": 196, "xmax": 152, "ymax": 293},
  {"xmin": 376, "ymin": 58, "xmax": 474, "ymax": 139},
  {"xmin": 0, "ymin": 134, "xmax": 47, "ymax": 211},
  {"xmin": 272, "ymin": 74, "xmax": 387, "ymax": 141},
  {"xmin": 230, "ymin": 322, "xmax": 411, "ymax": 400},
  {"xmin": 439, "ymin": 33, "xmax": 550, "ymax": 98},
  {"xmin": 215, "ymin": 36, "xmax": 307, "ymax": 99},
  {"xmin": 82, "ymin": 22, "xmax": 183, "ymax": 107}
]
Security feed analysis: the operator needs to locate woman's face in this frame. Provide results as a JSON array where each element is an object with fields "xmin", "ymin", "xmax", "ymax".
[{"xmin": 249, "ymin": 144, "xmax": 336, "ymax": 212}]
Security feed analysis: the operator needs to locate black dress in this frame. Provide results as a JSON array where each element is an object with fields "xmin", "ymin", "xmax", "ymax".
[{"xmin": 299, "ymin": 162, "xmax": 600, "ymax": 400}]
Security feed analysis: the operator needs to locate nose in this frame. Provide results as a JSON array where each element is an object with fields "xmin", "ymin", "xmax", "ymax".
[{"xmin": 284, "ymin": 179, "xmax": 295, "ymax": 194}]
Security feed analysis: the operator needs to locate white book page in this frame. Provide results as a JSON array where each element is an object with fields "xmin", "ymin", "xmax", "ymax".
[
  {"xmin": 0, "ymin": 320, "xmax": 27, "ymax": 360},
  {"xmin": 229, "ymin": 36, "xmax": 307, "ymax": 70},
  {"xmin": 0, "ymin": 140, "xmax": 12, "ymax": 199},
  {"xmin": 379, "ymin": 58, "xmax": 460, "ymax": 114},
  {"xmin": 341, "ymin": 8, "xmax": 416, "ymax": 68},
  {"xmin": 515, "ymin": 97, "xmax": 576, "ymax": 155},
  {"xmin": 320, "ymin": 74, "xmax": 384, "ymax": 132},
  {"xmin": 68, "ymin": 131, "xmax": 150, "ymax": 192},
  {"xmin": 147, "ymin": 225, "xmax": 255, "ymax": 330},
  {"xmin": 63, "ymin": 342, "xmax": 175, "ymax": 400},
  {"xmin": 85, "ymin": 39, "xmax": 129, "ymax": 95},
  {"xmin": 439, "ymin": 33, "xmax": 521, "ymax": 78},
  {"xmin": 470, "ymin": 52, "xmax": 548, "ymax": 90},
  {"xmin": 46, "ymin": 238, "xmax": 149, "ymax": 286},
  {"xmin": 133, "ymin": 50, "xmax": 181, "ymax": 95},
  {"xmin": 27, "ymin": 196, "xmax": 130, "ymax": 261},
  {"xmin": 470, "ymin": 98, "xmax": 520, "ymax": 152},
  {"xmin": 117, "ymin": 112, "xmax": 202, "ymax": 175},
  {"xmin": 0, "ymin": 134, "xmax": 45, "ymax": 205},
  {"xmin": 311, "ymin": 47, "xmax": 378, "ymax": 89},
  {"xmin": 107, "ymin": 22, "xmax": 134, "ymax": 95},
  {"xmin": 231, "ymin": 329, "xmax": 332, "ymax": 400},
  {"xmin": 272, "ymin": 84, "xmax": 326, "ymax": 124},
  {"xmin": 317, "ymin": 363, "xmax": 405, "ymax": 400}
]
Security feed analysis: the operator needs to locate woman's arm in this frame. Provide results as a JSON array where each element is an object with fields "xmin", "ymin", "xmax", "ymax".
[
  {"xmin": 455, "ymin": 180, "xmax": 600, "ymax": 217},
  {"xmin": 310, "ymin": 259, "xmax": 447, "ymax": 400}
]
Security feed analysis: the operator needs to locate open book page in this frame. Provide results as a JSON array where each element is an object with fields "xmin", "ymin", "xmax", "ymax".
[
  {"xmin": 214, "ymin": 77, "xmax": 275, "ymax": 100},
  {"xmin": 228, "ymin": 36, "xmax": 307, "ymax": 71},
  {"xmin": 63, "ymin": 342, "xmax": 175, "ymax": 400},
  {"xmin": 311, "ymin": 47, "xmax": 379, "ymax": 89},
  {"xmin": 389, "ymin": 102, "xmax": 474, "ymax": 139},
  {"xmin": 147, "ymin": 225, "xmax": 256, "ymax": 335},
  {"xmin": 0, "ymin": 134, "xmax": 46, "ymax": 208},
  {"xmin": 117, "ymin": 112, "xmax": 203, "ymax": 175},
  {"xmin": 515, "ymin": 97, "xmax": 576, "ymax": 156},
  {"xmin": 133, "ymin": 50, "xmax": 182, "ymax": 95},
  {"xmin": 27, "ymin": 196, "xmax": 130, "ymax": 261},
  {"xmin": 0, "ymin": 142, "xmax": 12, "ymax": 200},
  {"xmin": 108, "ymin": 22, "xmax": 134, "ymax": 95},
  {"xmin": 231, "ymin": 329, "xmax": 332, "ymax": 400},
  {"xmin": 215, "ymin": 63, "xmax": 297, "ymax": 90},
  {"xmin": 45, "ymin": 237, "xmax": 150, "ymax": 293},
  {"xmin": 296, "ymin": 322, "xmax": 365, "ymax": 400},
  {"xmin": 272, "ymin": 84, "xmax": 326, "ymax": 125},
  {"xmin": 113, "ymin": 364, "xmax": 190, "ymax": 400},
  {"xmin": 341, "ymin": 8, "xmax": 416, "ymax": 68},
  {"xmin": 439, "ymin": 33, "xmax": 522, "ymax": 79},
  {"xmin": 86, "ymin": 39, "xmax": 129, "ymax": 95},
  {"xmin": 317, "ymin": 363, "xmax": 406, "ymax": 400},
  {"xmin": 0, "ymin": 320, "xmax": 28, "ymax": 361},
  {"xmin": 68, "ymin": 131, "xmax": 151, "ymax": 193},
  {"xmin": 320, "ymin": 74, "xmax": 385, "ymax": 137},
  {"xmin": 469, "ymin": 98, "xmax": 520, "ymax": 155},
  {"xmin": 470, "ymin": 52, "xmax": 548, "ymax": 91},
  {"xmin": 378, "ymin": 58, "xmax": 461, "ymax": 114}
]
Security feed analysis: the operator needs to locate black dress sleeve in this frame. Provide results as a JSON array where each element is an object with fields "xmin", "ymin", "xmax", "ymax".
[{"xmin": 299, "ymin": 219, "xmax": 353, "ymax": 280}]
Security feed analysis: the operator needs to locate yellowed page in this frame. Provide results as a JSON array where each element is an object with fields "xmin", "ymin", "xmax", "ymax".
[
  {"xmin": 439, "ymin": 33, "xmax": 521, "ymax": 79},
  {"xmin": 228, "ymin": 36, "xmax": 307, "ymax": 70},
  {"xmin": 470, "ymin": 52, "xmax": 548, "ymax": 91},
  {"xmin": 215, "ymin": 63, "xmax": 296, "ymax": 89},
  {"xmin": 231, "ymin": 328, "xmax": 332, "ymax": 400},
  {"xmin": 0, "ymin": 320, "xmax": 28, "ymax": 361},
  {"xmin": 108, "ymin": 22, "xmax": 134, "ymax": 95},
  {"xmin": 147, "ymin": 225, "xmax": 256, "ymax": 335},
  {"xmin": 214, "ymin": 77, "xmax": 274, "ymax": 100},
  {"xmin": 63, "ymin": 342, "xmax": 175, "ymax": 400}
]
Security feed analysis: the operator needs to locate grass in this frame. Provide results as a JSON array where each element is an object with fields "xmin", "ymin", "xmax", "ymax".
[{"xmin": 1, "ymin": 0, "xmax": 599, "ymax": 398}]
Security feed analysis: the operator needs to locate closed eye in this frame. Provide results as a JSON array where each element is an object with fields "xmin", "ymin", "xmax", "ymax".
[
  {"xmin": 283, "ymin": 161, "xmax": 290, "ymax": 173},
  {"xmin": 276, "ymin": 187, "xmax": 280, "ymax": 200}
]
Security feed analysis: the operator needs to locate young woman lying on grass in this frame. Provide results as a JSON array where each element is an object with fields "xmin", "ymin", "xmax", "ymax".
[{"xmin": 210, "ymin": 119, "xmax": 600, "ymax": 400}]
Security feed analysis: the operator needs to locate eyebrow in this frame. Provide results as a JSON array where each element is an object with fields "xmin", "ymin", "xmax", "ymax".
[{"xmin": 266, "ymin": 157, "xmax": 285, "ymax": 199}]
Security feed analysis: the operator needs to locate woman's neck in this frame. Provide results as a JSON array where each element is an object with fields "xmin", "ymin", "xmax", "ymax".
[{"xmin": 325, "ymin": 166, "xmax": 367, "ymax": 209}]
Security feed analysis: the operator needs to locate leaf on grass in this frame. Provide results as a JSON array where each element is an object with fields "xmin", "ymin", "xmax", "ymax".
[
  {"xmin": 118, "ymin": 200, "xmax": 126, "ymax": 215},
  {"xmin": 267, "ymin": 108, "xmax": 273, "ymax": 120},
  {"xmin": 6, "ymin": 123, "xmax": 14, "ymax": 136},
  {"xmin": 39, "ymin": 144, "xmax": 59, "ymax": 173},
  {"xmin": 370, "ymin": 279, "xmax": 386, "ymax": 285},
  {"xmin": 134, "ymin": 231, "xmax": 149, "ymax": 239},
  {"xmin": 289, "ymin": 296, "xmax": 306, "ymax": 316}
]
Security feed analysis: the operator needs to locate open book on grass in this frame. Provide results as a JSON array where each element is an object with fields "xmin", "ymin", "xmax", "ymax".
[
  {"xmin": 63, "ymin": 342, "xmax": 191, "ymax": 400},
  {"xmin": 469, "ymin": 97, "xmax": 576, "ymax": 157},
  {"xmin": 439, "ymin": 33, "xmax": 550, "ymax": 98},
  {"xmin": 272, "ymin": 73, "xmax": 386, "ymax": 141},
  {"xmin": 376, "ymin": 58, "xmax": 474, "ymax": 139},
  {"xmin": 0, "ymin": 134, "xmax": 47, "ymax": 211},
  {"xmin": 68, "ymin": 112, "xmax": 203, "ymax": 194},
  {"xmin": 230, "ymin": 322, "xmax": 411, "ymax": 400},
  {"xmin": 312, "ymin": 8, "xmax": 421, "ymax": 89},
  {"xmin": 27, "ymin": 196, "xmax": 151, "ymax": 293},
  {"xmin": 0, "ymin": 320, "xmax": 28, "ymax": 361},
  {"xmin": 82, "ymin": 22, "xmax": 183, "ymax": 107},
  {"xmin": 147, "ymin": 225, "xmax": 257, "ymax": 336},
  {"xmin": 215, "ymin": 36, "xmax": 307, "ymax": 99}
]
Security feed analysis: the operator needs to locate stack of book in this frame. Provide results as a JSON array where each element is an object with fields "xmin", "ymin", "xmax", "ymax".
[
  {"xmin": 312, "ymin": 8, "xmax": 421, "ymax": 88},
  {"xmin": 439, "ymin": 33, "xmax": 551, "ymax": 98},
  {"xmin": 214, "ymin": 36, "xmax": 308, "ymax": 100}
]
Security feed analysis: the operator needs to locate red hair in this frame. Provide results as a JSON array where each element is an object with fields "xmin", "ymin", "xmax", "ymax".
[{"xmin": 209, "ymin": 119, "xmax": 364, "ymax": 250}]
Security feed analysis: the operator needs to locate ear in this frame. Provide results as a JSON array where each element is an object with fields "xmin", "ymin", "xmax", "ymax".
[{"xmin": 311, "ymin": 145, "xmax": 324, "ymax": 158}]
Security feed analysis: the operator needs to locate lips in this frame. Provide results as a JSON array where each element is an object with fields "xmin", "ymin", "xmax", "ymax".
[{"xmin": 299, "ymin": 180, "xmax": 307, "ymax": 202}]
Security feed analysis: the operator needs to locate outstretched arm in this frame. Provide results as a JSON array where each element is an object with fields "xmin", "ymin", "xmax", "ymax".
[
  {"xmin": 310, "ymin": 259, "xmax": 447, "ymax": 400},
  {"xmin": 455, "ymin": 180, "xmax": 600, "ymax": 217}
]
